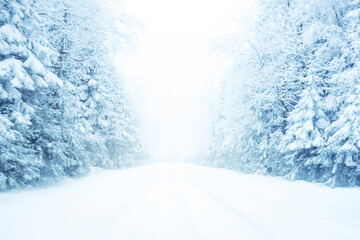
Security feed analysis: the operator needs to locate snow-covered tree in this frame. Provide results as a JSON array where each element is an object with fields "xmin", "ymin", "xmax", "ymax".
[
  {"xmin": 0, "ymin": 0, "xmax": 62, "ymax": 189},
  {"xmin": 31, "ymin": 0, "xmax": 143, "ymax": 176},
  {"xmin": 1, "ymin": 0, "xmax": 143, "ymax": 191},
  {"xmin": 209, "ymin": 0, "xmax": 360, "ymax": 186},
  {"xmin": 324, "ymin": 85, "xmax": 360, "ymax": 187},
  {"xmin": 280, "ymin": 81, "xmax": 329, "ymax": 180}
]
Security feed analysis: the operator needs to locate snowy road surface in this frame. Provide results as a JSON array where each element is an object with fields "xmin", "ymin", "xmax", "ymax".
[{"xmin": 1, "ymin": 163, "xmax": 360, "ymax": 240}]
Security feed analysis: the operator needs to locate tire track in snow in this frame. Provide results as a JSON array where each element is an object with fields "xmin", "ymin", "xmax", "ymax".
[
  {"xmin": 179, "ymin": 165, "xmax": 359, "ymax": 239},
  {"xmin": 179, "ymin": 170, "xmax": 276, "ymax": 240},
  {"xmin": 108, "ymin": 164, "xmax": 199, "ymax": 240},
  {"xmin": 167, "ymin": 166, "xmax": 199, "ymax": 239},
  {"xmin": 106, "ymin": 166, "xmax": 171, "ymax": 240}
]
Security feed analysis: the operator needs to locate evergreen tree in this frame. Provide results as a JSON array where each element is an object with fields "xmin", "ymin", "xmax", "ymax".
[
  {"xmin": 0, "ymin": 0, "xmax": 62, "ymax": 189},
  {"xmin": 325, "ymin": 85, "xmax": 360, "ymax": 186},
  {"xmin": 208, "ymin": 0, "xmax": 360, "ymax": 186},
  {"xmin": 280, "ymin": 81, "xmax": 329, "ymax": 180},
  {"xmin": 1, "ymin": 0, "xmax": 143, "ymax": 191}
]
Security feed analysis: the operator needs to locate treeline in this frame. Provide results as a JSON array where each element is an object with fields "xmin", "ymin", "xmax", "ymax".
[
  {"xmin": 0, "ymin": 0, "xmax": 143, "ymax": 190},
  {"xmin": 209, "ymin": 0, "xmax": 360, "ymax": 187}
]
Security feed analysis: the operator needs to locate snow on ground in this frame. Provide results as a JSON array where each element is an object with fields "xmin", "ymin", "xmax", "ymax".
[{"xmin": 0, "ymin": 162, "xmax": 360, "ymax": 240}]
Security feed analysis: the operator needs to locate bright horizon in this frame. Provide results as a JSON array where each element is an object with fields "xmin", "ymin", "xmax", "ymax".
[{"xmin": 113, "ymin": 0, "xmax": 252, "ymax": 161}]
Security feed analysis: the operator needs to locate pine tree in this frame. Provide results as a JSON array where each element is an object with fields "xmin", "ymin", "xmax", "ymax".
[
  {"xmin": 325, "ymin": 85, "xmax": 360, "ymax": 186},
  {"xmin": 280, "ymin": 80, "xmax": 329, "ymax": 180},
  {"xmin": 33, "ymin": 0, "xmax": 143, "ymax": 174},
  {"xmin": 0, "ymin": 0, "xmax": 62, "ymax": 189},
  {"xmin": 207, "ymin": 0, "xmax": 360, "ymax": 186}
]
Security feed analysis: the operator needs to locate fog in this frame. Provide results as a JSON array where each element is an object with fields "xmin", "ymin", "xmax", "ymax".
[{"xmin": 113, "ymin": 0, "xmax": 252, "ymax": 161}]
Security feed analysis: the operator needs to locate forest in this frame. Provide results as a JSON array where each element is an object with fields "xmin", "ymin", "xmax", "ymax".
[
  {"xmin": 207, "ymin": 0, "xmax": 360, "ymax": 187},
  {"xmin": 1, "ymin": 0, "xmax": 360, "ymax": 239},
  {"xmin": 1, "ymin": 0, "xmax": 360, "ymax": 192},
  {"xmin": 0, "ymin": 0, "xmax": 143, "ymax": 190}
]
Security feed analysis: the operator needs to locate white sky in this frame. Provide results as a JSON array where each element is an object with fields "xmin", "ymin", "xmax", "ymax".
[{"xmin": 112, "ymin": 0, "xmax": 252, "ymax": 161}]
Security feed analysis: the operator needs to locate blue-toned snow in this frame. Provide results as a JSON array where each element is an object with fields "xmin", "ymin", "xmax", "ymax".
[{"xmin": 0, "ymin": 162, "xmax": 359, "ymax": 240}]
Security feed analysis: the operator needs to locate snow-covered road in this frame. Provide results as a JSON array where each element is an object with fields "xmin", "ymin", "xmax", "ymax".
[{"xmin": 1, "ymin": 163, "xmax": 360, "ymax": 240}]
